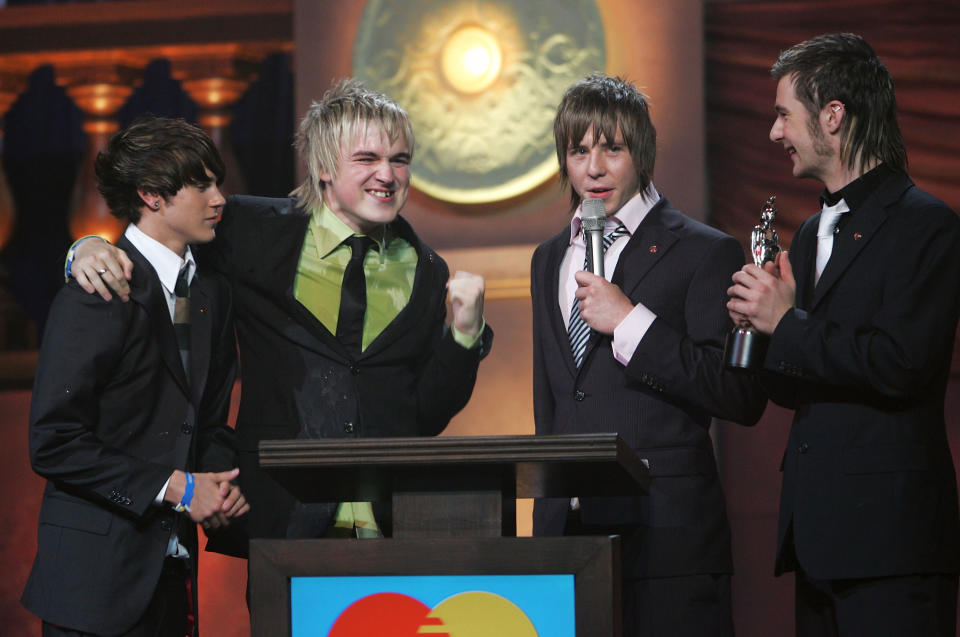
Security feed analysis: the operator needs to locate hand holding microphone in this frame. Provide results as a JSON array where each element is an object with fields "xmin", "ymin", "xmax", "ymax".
[{"xmin": 574, "ymin": 198, "xmax": 635, "ymax": 335}]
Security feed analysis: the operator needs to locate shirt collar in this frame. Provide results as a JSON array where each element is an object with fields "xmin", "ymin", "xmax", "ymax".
[
  {"xmin": 568, "ymin": 181, "xmax": 660, "ymax": 244},
  {"xmin": 820, "ymin": 163, "xmax": 893, "ymax": 210},
  {"xmin": 124, "ymin": 223, "xmax": 195, "ymax": 295},
  {"xmin": 310, "ymin": 203, "xmax": 389, "ymax": 258}
]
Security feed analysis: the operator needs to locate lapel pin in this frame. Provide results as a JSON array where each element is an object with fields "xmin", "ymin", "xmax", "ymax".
[
  {"xmin": 649, "ymin": 245, "xmax": 658, "ymax": 253},
  {"xmin": 200, "ymin": 307, "xmax": 208, "ymax": 314},
  {"xmin": 853, "ymin": 232, "xmax": 862, "ymax": 241}
]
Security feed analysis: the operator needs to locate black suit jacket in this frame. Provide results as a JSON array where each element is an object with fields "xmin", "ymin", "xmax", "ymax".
[
  {"xmin": 22, "ymin": 237, "xmax": 238, "ymax": 636},
  {"xmin": 531, "ymin": 197, "xmax": 766, "ymax": 578},
  {"xmin": 202, "ymin": 195, "xmax": 492, "ymax": 546},
  {"xmin": 765, "ymin": 170, "xmax": 960, "ymax": 579}
]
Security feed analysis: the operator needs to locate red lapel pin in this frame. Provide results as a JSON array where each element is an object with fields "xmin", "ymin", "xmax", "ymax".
[
  {"xmin": 200, "ymin": 307, "xmax": 208, "ymax": 314},
  {"xmin": 649, "ymin": 245, "xmax": 658, "ymax": 253},
  {"xmin": 853, "ymin": 232, "xmax": 862, "ymax": 241}
]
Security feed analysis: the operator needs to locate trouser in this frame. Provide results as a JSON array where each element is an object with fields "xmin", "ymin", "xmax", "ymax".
[
  {"xmin": 43, "ymin": 557, "xmax": 192, "ymax": 637},
  {"xmin": 795, "ymin": 569, "xmax": 958, "ymax": 637}
]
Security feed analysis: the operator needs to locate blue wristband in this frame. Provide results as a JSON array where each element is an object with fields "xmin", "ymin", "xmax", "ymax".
[
  {"xmin": 174, "ymin": 472, "xmax": 195, "ymax": 513},
  {"xmin": 64, "ymin": 235, "xmax": 105, "ymax": 281}
]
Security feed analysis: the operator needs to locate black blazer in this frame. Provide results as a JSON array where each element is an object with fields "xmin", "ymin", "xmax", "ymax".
[
  {"xmin": 765, "ymin": 170, "xmax": 960, "ymax": 579},
  {"xmin": 22, "ymin": 237, "xmax": 238, "ymax": 636},
  {"xmin": 531, "ymin": 197, "xmax": 766, "ymax": 578},
  {"xmin": 203, "ymin": 195, "xmax": 492, "ymax": 545}
]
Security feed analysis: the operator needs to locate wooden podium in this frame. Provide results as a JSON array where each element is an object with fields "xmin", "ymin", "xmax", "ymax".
[{"xmin": 249, "ymin": 433, "xmax": 649, "ymax": 636}]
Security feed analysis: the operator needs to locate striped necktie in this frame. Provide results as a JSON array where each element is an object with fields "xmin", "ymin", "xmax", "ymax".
[
  {"xmin": 173, "ymin": 264, "xmax": 191, "ymax": 377},
  {"xmin": 568, "ymin": 224, "xmax": 629, "ymax": 368}
]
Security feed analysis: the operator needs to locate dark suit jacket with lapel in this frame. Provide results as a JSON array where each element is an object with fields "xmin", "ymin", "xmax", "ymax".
[
  {"xmin": 201, "ymin": 195, "xmax": 492, "ymax": 544},
  {"xmin": 531, "ymin": 196, "xmax": 766, "ymax": 579},
  {"xmin": 22, "ymin": 237, "xmax": 238, "ymax": 636},
  {"xmin": 764, "ymin": 169, "xmax": 960, "ymax": 580}
]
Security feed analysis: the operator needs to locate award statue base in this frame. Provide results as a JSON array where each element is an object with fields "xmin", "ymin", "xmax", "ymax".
[{"xmin": 724, "ymin": 325, "xmax": 769, "ymax": 371}]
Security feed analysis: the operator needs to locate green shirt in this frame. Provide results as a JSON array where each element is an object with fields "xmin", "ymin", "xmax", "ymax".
[
  {"xmin": 293, "ymin": 204, "xmax": 482, "ymax": 537},
  {"xmin": 293, "ymin": 204, "xmax": 481, "ymax": 351},
  {"xmin": 294, "ymin": 205, "xmax": 417, "ymax": 351}
]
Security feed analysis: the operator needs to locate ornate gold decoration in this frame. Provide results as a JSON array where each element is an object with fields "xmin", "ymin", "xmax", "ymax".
[{"xmin": 353, "ymin": 0, "xmax": 605, "ymax": 204}]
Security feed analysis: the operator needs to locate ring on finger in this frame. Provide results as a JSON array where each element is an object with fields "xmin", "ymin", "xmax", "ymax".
[{"xmin": 96, "ymin": 268, "xmax": 107, "ymax": 275}]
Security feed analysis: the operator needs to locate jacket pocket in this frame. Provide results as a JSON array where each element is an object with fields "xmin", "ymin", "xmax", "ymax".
[
  {"xmin": 40, "ymin": 493, "xmax": 112, "ymax": 535},
  {"xmin": 639, "ymin": 446, "xmax": 717, "ymax": 477}
]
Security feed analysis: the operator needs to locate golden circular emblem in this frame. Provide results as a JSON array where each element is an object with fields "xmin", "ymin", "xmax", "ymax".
[{"xmin": 353, "ymin": 0, "xmax": 606, "ymax": 204}]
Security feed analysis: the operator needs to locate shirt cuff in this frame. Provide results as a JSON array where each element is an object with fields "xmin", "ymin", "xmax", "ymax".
[
  {"xmin": 155, "ymin": 475, "xmax": 171, "ymax": 506},
  {"xmin": 451, "ymin": 318, "xmax": 486, "ymax": 350},
  {"xmin": 612, "ymin": 303, "xmax": 657, "ymax": 365}
]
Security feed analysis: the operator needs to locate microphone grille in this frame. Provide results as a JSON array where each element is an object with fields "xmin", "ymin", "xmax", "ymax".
[{"xmin": 582, "ymin": 198, "xmax": 606, "ymax": 221}]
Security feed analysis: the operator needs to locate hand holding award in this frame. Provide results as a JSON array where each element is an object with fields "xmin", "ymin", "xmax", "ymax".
[{"xmin": 724, "ymin": 196, "xmax": 780, "ymax": 371}]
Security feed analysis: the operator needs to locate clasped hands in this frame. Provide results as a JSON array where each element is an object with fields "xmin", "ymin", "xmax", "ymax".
[{"xmin": 163, "ymin": 468, "xmax": 249, "ymax": 531}]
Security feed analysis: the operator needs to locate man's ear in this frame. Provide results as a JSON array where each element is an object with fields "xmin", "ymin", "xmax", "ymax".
[
  {"xmin": 823, "ymin": 101, "xmax": 844, "ymax": 134},
  {"xmin": 136, "ymin": 189, "xmax": 162, "ymax": 211}
]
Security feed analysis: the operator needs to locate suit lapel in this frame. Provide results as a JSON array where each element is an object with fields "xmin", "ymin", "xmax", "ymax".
[
  {"xmin": 790, "ymin": 214, "xmax": 818, "ymax": 310},
  {"xmin": 188, "ymin": 274, "xmax": 213, "ymax": 404},
  {"xmin": 360, "ymin": 217, "xmax": 428, "ymax": 359},
  {"xmin": 540, "ymin": 229, "xmax": 578, "ymax": 378},
  {"xmin": 257, "ymin": 211, "xmax": 350, "ymax": 359},
  {"xmin": 810, "ymin": 174, "xmax": 908, "ymax": 309},
  {"xmin": 120, "ymin": 236, "xmax": 191, "ymax": 397},
  {"xmin": 613, "ymin": 215, "xmax": 679, "ymax": 296}
]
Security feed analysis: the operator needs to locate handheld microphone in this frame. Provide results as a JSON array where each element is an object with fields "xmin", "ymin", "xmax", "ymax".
[{"xmin": 581, "ymin": 198, "xmax": 607, "ymax": 278}]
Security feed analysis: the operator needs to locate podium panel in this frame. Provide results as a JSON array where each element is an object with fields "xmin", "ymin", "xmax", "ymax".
[
  {"xmin": 253, "ymin": 434, "xmax": 644, "ymax": 636},
  {"xmin": 250, "ymin": 536, "xmax": 621, "ymax": 636}
]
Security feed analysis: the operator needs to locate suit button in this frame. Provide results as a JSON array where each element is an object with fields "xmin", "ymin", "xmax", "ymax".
[
  {"xmin": 344, "ymin": 422, "xmax": 355, "ymax": 434},
  {"xmin": 181, "ymin": 422, "xmax": 193, "ymax": 434},
  {"xmin": 350, "ymin": 365, "xmax": 360, "ymax": 376},
  {"xmin": 573, "ymin": 390, "xmax": 585, "ymax": 401},
  {"xmin": 161, "ymin": 519, "xmax": 172, "ymax": 531},
  {"xmin": 799, "ymin": 442, "xmax": 809, "ymax": 454}
]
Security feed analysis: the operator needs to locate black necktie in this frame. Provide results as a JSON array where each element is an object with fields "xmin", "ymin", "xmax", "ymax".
[
  {"xmin": 173, "ymin": 264, "xmax": 191, "ymax": 377},
  {"xmin": 337, "ymin": 236, "xmax": 375, "ymax": 354}
]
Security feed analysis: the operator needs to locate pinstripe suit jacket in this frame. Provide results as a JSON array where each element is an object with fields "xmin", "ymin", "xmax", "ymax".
[{"xmin": 531, "ymin": 196, "xmax": 766, "ymax": 578}]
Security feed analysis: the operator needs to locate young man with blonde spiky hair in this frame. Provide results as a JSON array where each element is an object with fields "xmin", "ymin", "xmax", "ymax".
[{"xmin": 67, "ymin": 79, "xmax": 492, "ymax": 547}]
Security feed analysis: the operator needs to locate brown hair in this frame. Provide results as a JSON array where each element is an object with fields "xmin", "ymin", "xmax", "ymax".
[{"xmin": 554, "ymin": 74, "xmax": 656, "ymax": 211}]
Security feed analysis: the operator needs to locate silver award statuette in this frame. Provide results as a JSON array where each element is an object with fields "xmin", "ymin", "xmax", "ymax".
[{"xmin": 724, "ymin": 196, "xmax": 781, "ymax": 371}]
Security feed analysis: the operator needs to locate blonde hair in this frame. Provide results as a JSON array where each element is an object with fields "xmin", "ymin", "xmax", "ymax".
[{"xmin": 290, "ymin": 78, "xmax": 415, "ymax": 213}]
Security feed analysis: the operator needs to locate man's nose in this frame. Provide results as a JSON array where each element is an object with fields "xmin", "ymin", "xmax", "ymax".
[
  {"xmin": 587, "ymin": 149, "xmax": 605, "ymax": 176},
  {"xmin": 769, "ymin": 119, "xmax": 782, "ymax": 143},
  {"xmin": 374, "ymin": 159, "xmax": 395, "ymax": 182}
]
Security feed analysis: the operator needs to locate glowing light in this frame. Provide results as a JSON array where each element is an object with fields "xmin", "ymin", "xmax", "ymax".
[{"xmin": 440, "ymin": 26, "xmax": 502, "ymax": 94}]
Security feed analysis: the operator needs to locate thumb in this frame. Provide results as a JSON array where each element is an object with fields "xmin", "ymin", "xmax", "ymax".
[
  {"xmin": 212, "ymin": 467, "xmax": 240, "ymax": 483},
  {"xmin": 779, "ymin": 251, "xmax": 795, "ymax": 287}
]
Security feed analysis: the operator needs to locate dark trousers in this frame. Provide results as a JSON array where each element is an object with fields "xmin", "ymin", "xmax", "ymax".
[
  {"xmin": 42, "ymin": 558, "xmax": 191, "ymax": 637},
  {"xmin": 796, "ymin": 569, "xmax": 958, "ymax": 637},
  {"xmin": 565, "ymin": 508, "xmax": 734, "ymax": 637},
  {"xmin": 624, "ymin": 573, "xmax": 734, "ymax": 637}
]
